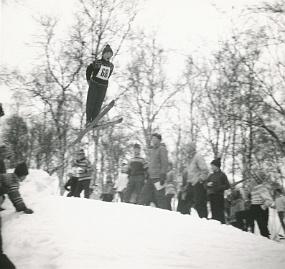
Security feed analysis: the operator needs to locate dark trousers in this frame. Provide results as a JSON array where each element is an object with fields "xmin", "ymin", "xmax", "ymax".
[
  {"xmin": 250, "ymin": 205, "xmax": 270, "ymax": 238},
  {"xmin": 124, "ymin": 175, "xmax": 145, "ymax": 203},
  {"xmin": 165, "ymin": 194, "xmax": 174, "ymax": 211},
  {"xmin": 209, "ymin": 193, "xmax": 225, "ymax": 224},
  {"xmin": 102, "ymin": 194, "xmax": 114, "ymax": 202},
  {"xmin": 193, "ymin": 182, "xmax": 208, "ymax": 218},
  {"xmin": 86, "ymin": 80, "xmax": 108, "ymax": 122},
  {"xmin": 74, "ymin": 179, "xmax": 91, "ymax": 198},
  {"xmin": 233, "ymin": 210, "xmax": 254, "ymax": 232},
  {"xmin": 278, "ymin": 212, "xmax": 285, "ymax": 234},
  {"xmin": 177, "ymin": 184, "xmax": 194, "ymax": 215},
  {"xmin": 138, "ymin": 179, "xmax": 168, "ymax": 209}
]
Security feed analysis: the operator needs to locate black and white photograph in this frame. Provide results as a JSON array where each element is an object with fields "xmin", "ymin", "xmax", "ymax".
[{"xmin": 1, "ymin": 0, "xmax": 285, "ymax": 268}]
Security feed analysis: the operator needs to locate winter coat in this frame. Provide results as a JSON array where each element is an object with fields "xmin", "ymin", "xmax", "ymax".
[
  {"xmin": 86, "ymin": 58, "xmax": 114, "ymax": 86},
  {"xmin": 250, "ymin": 183, "xmax": 274, "ymax": 209},
  {"xmin": 114, "ymin": 172, "xmax": 128, "ymax": 192},
  {"xmin": 0, "ymin": 173, "xmax": 29, "ymax": 212},
  {"xmin": 165, "ymin": 170, "xmax": 177, "ymax": 195},
  {"xmin": 148, "ymin": 143, "xmax": 168, "ymax": 180},
  {"xmin": 127, "ymin": 156, "xmax": 147, "ymax": 176},
  {"xmin": 206, "ymin": 170, "xmax": 230, "ymax": 195},
  {"xmin": 72, "ymin": 158, "xmax": 92, "ymax": 181},
  {"xmin": 275, "ymin": 195, "xmax": 285, "ymax": 212},
  {"xmin": 186, "ymin": 153, "xmax": 209, "ymax": 186}
]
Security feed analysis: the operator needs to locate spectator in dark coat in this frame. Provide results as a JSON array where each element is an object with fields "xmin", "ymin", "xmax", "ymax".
[{"xmin": 206, "ymin": 158, "xmax": 230, "ymax": 224}]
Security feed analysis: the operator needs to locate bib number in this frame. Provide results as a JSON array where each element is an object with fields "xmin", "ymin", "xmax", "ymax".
[{"xmin": 96, "ymin": 65, "xmax": 111, "ymax": 80}]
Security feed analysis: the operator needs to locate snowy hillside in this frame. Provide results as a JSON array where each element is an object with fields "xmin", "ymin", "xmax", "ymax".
[{"xmin": 1, "ymin": 170, "xmax": 285, "ymax": 269}]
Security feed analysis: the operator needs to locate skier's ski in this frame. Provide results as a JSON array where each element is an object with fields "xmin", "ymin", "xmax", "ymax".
[
  {"xmin": 69, "ymin": 100, "xmax": 115, "ymax": 146},
  {"xmin": 94, "ymin": 117, "xmax": 123, "ymax": 130}
]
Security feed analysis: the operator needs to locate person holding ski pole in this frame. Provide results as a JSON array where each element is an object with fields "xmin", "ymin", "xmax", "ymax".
[{"xmin": 85, "ymin": 44, "xmax": 114, "ymax": 126}]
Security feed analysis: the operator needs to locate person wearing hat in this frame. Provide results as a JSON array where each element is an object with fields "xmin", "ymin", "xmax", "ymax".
[
  {"xmin": 138, "ymin": 133, "xmax": 168, "ymax": 209},
  {"xmin": 124, "ymin": 143, "xmax": 147, "ymax": 204},
  {"xmin": 85, "ymin": 44, "xmax": 114, "ymax": 125},
  {"xmin": 205, "ymin": 157, "xmax": 230, "ymax": 224},
  {"xmin": 185, "ymin": 142, "xmax": 209, "ymax": 218}
]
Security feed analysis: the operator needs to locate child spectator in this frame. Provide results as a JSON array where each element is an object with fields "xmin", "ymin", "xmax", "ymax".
[
  {"xmin": 114, "ymin": 163, "xmax": 129, "ymax": 202},
  {"xmin": 206, "ymin": 158, "xmax": 230, "ymax": 224},
  {"xmin": 274, "ymin": 188, "xmax": 285, "ymax": 235},
  {"xmin": 165, "ymin": 162, "xmax": 177, "ymax": 210},
  {"xmin": 247, "ymin": 171, "xmax": 274, "ymax": 238},
  {"xmin": 101, "ymin": 176, "xmax": 115, "ymax": 202}
]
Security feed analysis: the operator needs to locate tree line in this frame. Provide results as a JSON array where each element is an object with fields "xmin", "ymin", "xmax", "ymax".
[{"xmin": 1, "ymin": 0, "xmax": 285, "ymax": 193}]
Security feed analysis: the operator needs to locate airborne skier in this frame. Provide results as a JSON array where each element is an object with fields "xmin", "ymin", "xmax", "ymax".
[{"xmin": 85, "ymin": 44, "xmax": 114, "ymax": 126}]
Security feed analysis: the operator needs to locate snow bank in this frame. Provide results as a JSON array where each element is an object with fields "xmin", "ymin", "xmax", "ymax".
[{"xmin": 1, "ymin": 170, "xmax": 285, "ymax": 269}]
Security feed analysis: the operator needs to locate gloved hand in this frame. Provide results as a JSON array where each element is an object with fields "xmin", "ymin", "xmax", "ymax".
[{"xmin": 23, "ymin": 208, "xmax": 34, "ymax": 214}]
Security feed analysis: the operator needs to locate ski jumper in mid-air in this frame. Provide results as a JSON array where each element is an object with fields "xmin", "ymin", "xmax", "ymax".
[{"xmin": 85, "ymin": 44, "xmax": 114, "ymax": 125}]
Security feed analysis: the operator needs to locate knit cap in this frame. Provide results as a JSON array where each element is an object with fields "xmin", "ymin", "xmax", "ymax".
[
  {"xmin": 211, "ymin": 157, "xmax": 221, "ymax": 168},
  {"xmin": 102, "ymin": 44, "xmax": 113, "ymax": 55},
  {"xmin": 14, "ymin": 162, "xmax": 29, "ymax": 177}
]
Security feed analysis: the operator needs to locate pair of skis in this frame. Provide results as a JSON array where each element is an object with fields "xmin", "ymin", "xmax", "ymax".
[{"xmin": 70, "ymin": 100, "xmax": 122, "ymax": 146}]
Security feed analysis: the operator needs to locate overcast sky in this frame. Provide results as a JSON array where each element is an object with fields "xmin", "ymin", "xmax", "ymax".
[{"xmin": 0, "ymin": 0, "xmax": 262, "ymax": 104}]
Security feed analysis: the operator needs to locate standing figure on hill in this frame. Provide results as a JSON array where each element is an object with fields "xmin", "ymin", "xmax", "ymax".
[
  {"xmin": 274, "ymin": 188, "xmax": 285, "ymax": 235},
  {"xmin": 124, "ymin": 144, "xmax": 147, "ymax": 204},
  {"xmin": 114, "ymin": 163, "xmax": 129, "ymax": 202},
  {"xmin": 205, "ymin": 158, "xmax": 230, "ymax": 224},
  {"xmin": 139, "ymin": 133, "xmax": 168, "ymax": 209},
  {"xmin": 246, "ymin": 171, "xmax": 274, "ymax": 238},
  {"xmin": 72, "ymin": 149, "xmax": 92, "ymax": 199},
  {"xmin": 165, "ymin": 162, "xmax": 177, "ymax": 210},
  {"xmin": 185, "ymin": 142, "xmax": 209, "ymax": 218},
  {"xmin": 85, "ymin": 44, "xmax": 114, "ymax": 125},
  {"xmin": 101, "ymin": 175, "xmax": 115, "ymax": 202}
]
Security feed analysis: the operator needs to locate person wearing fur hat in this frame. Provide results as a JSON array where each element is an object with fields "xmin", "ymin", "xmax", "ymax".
[
  {"xmin": 85, "ymin": 44, "xmax": 114, "ymax": 125},
  {"xmin": 138, "ymin": 133, "xmax": 169, "ymax": 209},
  {"xmin": 0, "ymin": 162, "xmax": 33, "ymax": 214},
  {"xmin": 206, "ymin": 157, "xmax": 230, "ymax": 224}
]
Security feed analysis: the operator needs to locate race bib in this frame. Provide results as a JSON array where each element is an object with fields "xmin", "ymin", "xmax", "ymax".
[{"xmin": 96, "ymin": 65, "xmax": 111, "ymax": 80}]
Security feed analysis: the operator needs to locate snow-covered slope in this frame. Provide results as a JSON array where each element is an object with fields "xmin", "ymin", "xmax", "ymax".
[{"xmin": 1, "ymin": 170, "xmax": 285, "ymax": 269}]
